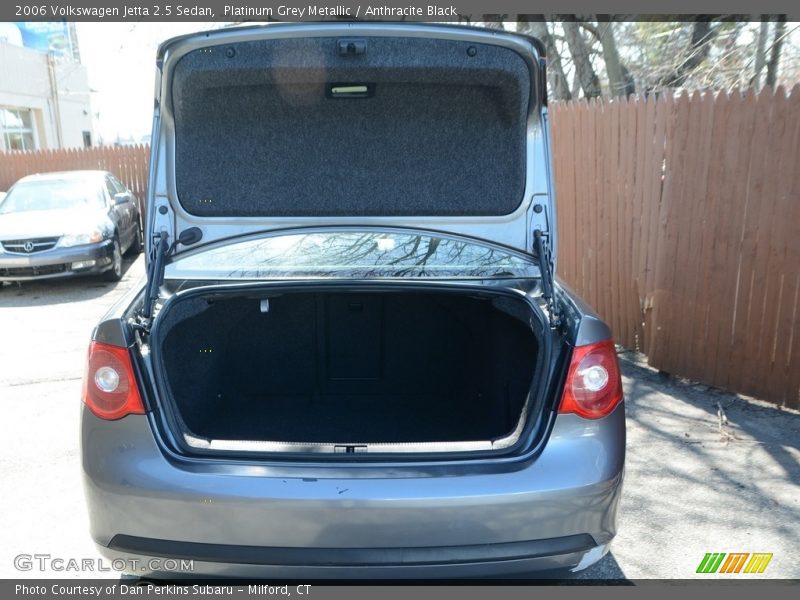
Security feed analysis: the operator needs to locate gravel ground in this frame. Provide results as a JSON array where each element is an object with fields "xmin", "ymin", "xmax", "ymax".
[{"xmin": 0, "ymin": 258, "xmax": 797, "ymax": 580}]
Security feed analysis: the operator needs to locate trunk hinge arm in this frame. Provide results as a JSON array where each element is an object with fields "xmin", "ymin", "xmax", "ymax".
[
  {"xmin": 138, "ymin": 198, "xmax": 174, "ymax": 331},
  {"xmin": 533, "ymin": 228, "xmax": 561, "ymax": 329},
  {"xmin": 137, "ymin": 225, "xmax": 204, "ymax": 332},
  {"xmin": 140, "ymin": 231, "xmax": 171, "ymax": 327}
]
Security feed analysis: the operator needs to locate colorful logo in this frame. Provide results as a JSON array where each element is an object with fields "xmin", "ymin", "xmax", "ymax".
[{"xmin": 696, "ymin": 553, "xmax": 773, "ymax": 574}]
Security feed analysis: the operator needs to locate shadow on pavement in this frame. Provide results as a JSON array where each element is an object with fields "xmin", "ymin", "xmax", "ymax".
[{"xmin": 615, "ymin": 349, "xmax": 800, "ymax": 577}]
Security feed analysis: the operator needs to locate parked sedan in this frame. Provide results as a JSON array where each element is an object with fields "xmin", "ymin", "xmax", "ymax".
[
  {"xmin": 0, "ymin": 170, "xmax": 142, "ymax": 283},
  {"xmin": 81, "ymin": 24, "xmax": 625, "ymax": 579}
]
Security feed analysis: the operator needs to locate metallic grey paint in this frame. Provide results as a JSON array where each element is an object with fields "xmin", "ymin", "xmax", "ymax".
[
  {"xmin": 556, "ymin": 278, "xmax": 614, "ymax": 347},
  {"xmin": 82, "ymin": 404, "xmax": 624, "ymax": 577},
  {"xmin": 80, "ymin": 24, "xmax": 624, "ymax": 578}
]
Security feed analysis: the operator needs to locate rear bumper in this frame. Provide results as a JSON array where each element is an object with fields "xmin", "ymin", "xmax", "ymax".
[
  {"xmin": 0, "ymin": 241, "xmax": 113, "ymax": 281},
  {"xmin": 100, "ymin": 534, "xmax": 605, "ymax": 579},
  {"xmin": 81, "ymin": 404, "xmax": 625, "ymax": 578}
]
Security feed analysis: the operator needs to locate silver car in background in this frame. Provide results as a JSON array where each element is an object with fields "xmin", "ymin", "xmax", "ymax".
[
  {"xmin": 81, "ymin": 23, "xmax": 625, "ymax": 579},
  {"xmin": 0, "ymin": 171, "xmax": 142, "ymax": 283}
]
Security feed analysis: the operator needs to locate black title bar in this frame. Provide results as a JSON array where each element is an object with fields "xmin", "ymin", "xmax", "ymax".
[{"xmin": 2, "ymin": 1, "xmax": 797, "ymax": 22}]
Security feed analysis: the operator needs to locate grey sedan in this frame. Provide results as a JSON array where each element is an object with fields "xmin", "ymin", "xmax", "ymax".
[{"xmin": 81, "ymin": 23, "xmax": 625, "ymax": 579}]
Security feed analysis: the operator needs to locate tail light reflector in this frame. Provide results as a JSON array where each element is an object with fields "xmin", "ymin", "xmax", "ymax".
[
  {"xmin": 82, "ymin": 341, "xmax": 145, "ymax": 420},
  {"xmin": 558, "ymin": 340, "xmax": 623, "ymax": 419}
]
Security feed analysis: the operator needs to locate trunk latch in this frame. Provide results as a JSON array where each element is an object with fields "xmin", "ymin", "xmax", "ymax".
[
  {"xmin": 337, "ymin": 38, "xmax": 366, "ymax": 56},
  {"xmin": 334, "ymin": 445, "xmax": 368, "ymax": 454}
]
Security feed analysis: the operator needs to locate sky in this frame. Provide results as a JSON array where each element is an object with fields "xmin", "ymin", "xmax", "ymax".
[{"xmin": 75, "ymin": 22, "xmax": 226, "ymax": 143}]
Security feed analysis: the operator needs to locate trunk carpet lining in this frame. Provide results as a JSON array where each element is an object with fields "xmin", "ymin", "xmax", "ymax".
[{"xmin": 171, "ymin": 36, "xmax": 529, "ymax": 218}]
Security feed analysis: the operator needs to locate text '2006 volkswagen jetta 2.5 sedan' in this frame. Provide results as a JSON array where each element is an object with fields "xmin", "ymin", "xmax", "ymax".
[{"xmin": 81, "ymin": 23, "xmax": 625, "ymax": 579}]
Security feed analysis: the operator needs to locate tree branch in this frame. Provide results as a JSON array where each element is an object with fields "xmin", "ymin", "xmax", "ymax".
[{"xmin": 657, "ymin": 18, "xmax": 719, "ymax": 88}]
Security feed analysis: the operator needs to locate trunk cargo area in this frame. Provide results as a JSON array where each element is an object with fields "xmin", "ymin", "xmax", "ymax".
[{"xmin": 154, "ymin": 290, "xmax": 541, "ymax": 449}]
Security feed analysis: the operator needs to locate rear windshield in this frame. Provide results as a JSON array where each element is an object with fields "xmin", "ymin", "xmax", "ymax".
[{"xmin": 167, "ymin": 231, "xmax": 537, "ymax": 280}]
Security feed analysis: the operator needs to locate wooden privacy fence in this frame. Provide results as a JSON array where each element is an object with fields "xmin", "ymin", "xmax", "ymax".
[
  {"xmin": 550, "ymin": 86, "xmax": 800, "ymax": 409},
  {"xmin": 0, "ymin": 145, "xmax": 150, "ymax": 208}
]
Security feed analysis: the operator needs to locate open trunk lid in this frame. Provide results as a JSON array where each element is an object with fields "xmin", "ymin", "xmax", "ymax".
[{"xmin": 145, "ymin": 24, "xmax": 556, "ymax": 274}]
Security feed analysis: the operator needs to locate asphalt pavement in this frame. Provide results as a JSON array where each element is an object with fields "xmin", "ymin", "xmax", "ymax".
[{"xmin": 0, "ymin": 257, "xmax": 797, "ymax": 580}]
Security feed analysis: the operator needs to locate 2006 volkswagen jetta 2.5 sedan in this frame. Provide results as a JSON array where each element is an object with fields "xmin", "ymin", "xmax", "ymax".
[{"xmin": 81, "ymin": 23, "xmax": 625, "ymax": 579}]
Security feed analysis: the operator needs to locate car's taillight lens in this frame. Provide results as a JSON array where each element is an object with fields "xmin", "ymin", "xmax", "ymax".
[
  {"xmin": 558, "ymin": 340, "xmax": 623, "ymax": 419},
  {"xmin": 82, "ymin": 341, "xmax": 145, "ymax": 420}
]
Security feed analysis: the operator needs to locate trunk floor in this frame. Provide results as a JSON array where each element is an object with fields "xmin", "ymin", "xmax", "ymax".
[{"xmin": 191, "ymin": 393, "xmax": 512, "ymax": 443}]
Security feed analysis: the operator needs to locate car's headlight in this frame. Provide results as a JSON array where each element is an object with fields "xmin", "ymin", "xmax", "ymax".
[{"xmin": 58, "ymin": 231, "xmax": 104, "ymax": 247}]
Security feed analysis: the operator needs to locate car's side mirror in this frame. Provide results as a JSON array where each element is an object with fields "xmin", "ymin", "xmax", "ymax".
[{"xmin": 113, "ymin": 192, "xmax": 131, "ymax": 204}]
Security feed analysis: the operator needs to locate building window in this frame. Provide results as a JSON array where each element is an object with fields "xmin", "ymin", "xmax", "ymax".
[
  {"xmin": 82, "ymin": 131, "xmax": 92, "ymax": 148},
  {"xmin": 0, "ymin": 107, "xmax": 38, "ymax": 151}
]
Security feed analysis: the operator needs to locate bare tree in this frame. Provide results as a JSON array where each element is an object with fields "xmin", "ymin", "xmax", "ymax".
[
  {"xmin": 480, "ymin": 14, "xmax": 507, "ymax": 30},
  {"xmin": 581, "ymin": 19, "xmax": 634, "ymax": 96},
  {"xmin": 766, "ymin": 17, "xmax": 787, "ymax": 88},
  {"xmin": 517, "ymin": 16, "xmax": 572, "ymax": 100},
  {"xmin": 562, "ymin": 18, "xmax": 602, "ymax": 98},
  {"xmin": 598, "ymin": 22, "xmax": 628, "ymax": 95},
  {"xmin": 465, "ymin": 17, "xmax": 798, "ymax": 98},
  {"xmin": 752, "ymin": 19, "xmax": 770, "ymax": 89},
  {"xmin": 657, "ymin": 18, "xmax": 719, "ymax": 88}
]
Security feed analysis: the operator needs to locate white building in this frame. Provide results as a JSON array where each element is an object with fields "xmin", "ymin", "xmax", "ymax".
[{"xmin": 0, "ymin": 23, "xmax": 94, "ymax": 151}]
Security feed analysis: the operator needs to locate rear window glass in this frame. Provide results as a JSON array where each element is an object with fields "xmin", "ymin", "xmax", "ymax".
[{"xmin": 167, "ymin": 231, "xmax": 537, "ymax": 280}]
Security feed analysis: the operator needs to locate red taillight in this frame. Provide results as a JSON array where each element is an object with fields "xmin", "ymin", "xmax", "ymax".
[
  {"xmin": 82, "ymin": 341, "xmax": 145, "ymax": 420},
  {"xmin": 558, "ymin": 340, "xmax": 623, "ymax": 419}
]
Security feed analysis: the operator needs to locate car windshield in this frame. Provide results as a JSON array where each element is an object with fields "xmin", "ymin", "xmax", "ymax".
[
  {"xmin": 0, "ymin": 179, "xmax": 104, "ymax": 214},
  {"xmin": 167, "ymin": 231, "xmax": 538, "ymax": 280}
]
